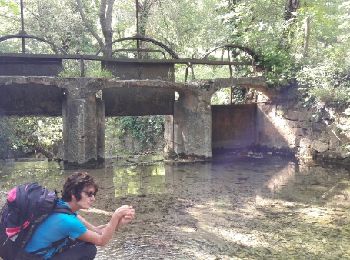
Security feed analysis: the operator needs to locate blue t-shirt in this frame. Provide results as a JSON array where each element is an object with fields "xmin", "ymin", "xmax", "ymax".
[{"xmin": 25, "ymin": 199, "xmax": 87, "ymax": 259}]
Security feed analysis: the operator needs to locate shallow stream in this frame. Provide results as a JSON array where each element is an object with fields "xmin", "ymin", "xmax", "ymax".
[{"xmin": 1, "ymin": 156, "xmax": 350, "ymax": 259}]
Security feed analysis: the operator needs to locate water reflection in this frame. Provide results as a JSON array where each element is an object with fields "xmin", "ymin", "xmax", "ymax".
[
  {"xmin": 113, "ymin": 164, "xmax": 165, "ymax": 197},
  {"xmin": 266, "ymin": 162, "xmax": 350, "ymax": 206},
  {"xmin": 0, "ymin": 161, "xmax": 64, "ymax": 190},
  {"xmin": 0, "ymin": 158, "xmax": 349, "ymax": 259}
]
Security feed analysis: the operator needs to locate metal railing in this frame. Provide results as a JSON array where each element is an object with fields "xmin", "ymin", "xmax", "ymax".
[{"xmin": 0, "ymin": 34, "xmax": 263, "ymax": 79}]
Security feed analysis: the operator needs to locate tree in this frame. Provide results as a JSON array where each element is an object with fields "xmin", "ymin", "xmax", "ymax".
[
  {"xmin": 137, "ymin": 0, "xmax": 159, "ymax": 37},
  {"xmin": 295, "ymin": 0, "xmax": 350, "ymax": 103},
  {"xmin": 75, "ymin": 0, "xmax": 115, "ymax": 56},
  {"xmin": 147, "ymin": 0, "xmax": 229, "ymax": 57},
  {"xmin": 285, "ymin": 0, "xmax": 300, "ymax": 21}
]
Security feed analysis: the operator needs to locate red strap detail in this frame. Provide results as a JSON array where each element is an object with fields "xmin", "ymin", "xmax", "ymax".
[
  {"xmin": 5, "ymin": 220, "xmax": 30, "ymax": 237},
  {"xmin": 7, "ymin": 188, "xmax": 17, "ymax": 202}
]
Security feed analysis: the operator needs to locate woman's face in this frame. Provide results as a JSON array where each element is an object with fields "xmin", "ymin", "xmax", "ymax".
[{"xmin": 77, "ymin": 185, "xmax": 97, "ymax": 209}]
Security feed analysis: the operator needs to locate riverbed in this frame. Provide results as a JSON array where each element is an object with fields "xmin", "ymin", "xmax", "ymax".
[{"xmin": 0, "ymin": 156, "xmax": 349, "ymax": 259}]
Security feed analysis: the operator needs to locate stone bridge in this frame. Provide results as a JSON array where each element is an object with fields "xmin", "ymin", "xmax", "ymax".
[{"xmin": 0, "ymin": 76, "xmax": 268, "ymax": 168}]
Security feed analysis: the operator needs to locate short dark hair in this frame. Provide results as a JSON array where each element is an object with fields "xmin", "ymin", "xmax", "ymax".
[{"xmin": 62, "ymin": 172, "xmax": 98, "ymax": 202}]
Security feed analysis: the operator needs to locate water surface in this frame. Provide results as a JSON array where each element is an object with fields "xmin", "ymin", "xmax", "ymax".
[{"xmin": 0, "ymin": 157, "xmax": 349, "ymax": 259}]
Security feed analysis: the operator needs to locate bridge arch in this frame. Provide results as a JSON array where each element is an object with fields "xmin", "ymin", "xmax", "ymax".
[
  {"xmin": 95, "ymin": 36, "xmax": 179, "ymax": 59},
  {"xmin": 0, "ymin": 33, "xmax": 67, "ymax": 54},
  {"xmin": 202, "ymin": 44, "xmax": 263, "ymax": 67}
]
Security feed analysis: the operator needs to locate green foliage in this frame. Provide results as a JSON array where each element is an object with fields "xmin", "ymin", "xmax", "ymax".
[
  {"xmin": 211, "ymin": 88, "xmax": 231, "ymax": 105},
  {"xmin": 308, "ymin": 86, "xmax": 349, "ymax": 104},
  {"xmin": 0, "ymin": 117, "xmax": 62, "ymax": 158},
  {"xmin": 0, "ymin": 118, "xmax": 14, "ymax": 157},
  {"xmin": 0, "ymin": 0, "xmax": 19, "ymax": 14},
  {"xmin": 175, "ymin": 64, "xmax": 232, "ymax": 82},
  {"xmin": 297, "ymin": 60, "xmax": 350, "ymax": 104},
  {"xmin": 25, "ymin": 0, "xmax": 94, "ymax": 54},
  {"xmin": 118, "ymin": 116, "xmax": 164, "ymax": 148},
  {"xmin": 293, "ymin": 0, "xmax": 350, "ymax": 104},
  {"xmin": 0, "ymin": 0, "xmax": 20, "ymax": 36},
  {"xmin": 58, "ymin": 60, "xmax": 113, "ymax": 78},
  {"xmin": 88, "ymin": 68, "xmax": 114, "ymax": 78},
  {"xmin": 219, "ymin": 0, "xmax": 350, "ymax": 105},
  {"xmin": 148, "ymin": 0, "xmax": 229, "ymax": 56},
  {"xmin": 260, "ymin": 48, "xmax": 296, "ymax": 87},
  {"xmin": 231, "ymin": 87, "xmax": 248, "ymax": 104},
  {"xmin": 58, "ymin": 67, "xmax": 113, "ymax": 78},
  {"xmin": 218, "ymin": 0, "xmax": 297, "ymax": 86},
  {"xmin": 211, "ymin": 87, "xmax": 249, "ymax": 105},
  {"xmin": 106, "ymin": 116, "xmax": 164, "ymax": 153}
]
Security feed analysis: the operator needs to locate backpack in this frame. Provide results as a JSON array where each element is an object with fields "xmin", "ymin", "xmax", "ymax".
[{"xmin": 0, "ymin": 182, "xmax": 73, "ymax": 260}]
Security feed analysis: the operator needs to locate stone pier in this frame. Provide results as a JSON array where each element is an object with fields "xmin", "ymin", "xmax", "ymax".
[
  {"xmin": 62, "ymin": 92, "xmax": 105, "ymax": 169},
  {"xmin": 164, "ymin": 87, "xmax": 214, "ymax": 159}
]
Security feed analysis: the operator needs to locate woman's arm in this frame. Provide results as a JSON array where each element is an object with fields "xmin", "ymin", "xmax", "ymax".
[
  {"xmin": 78, "ymin": 205, "xmax": 135, "ymax": 246},
  {"xmin": 77, "ymin": 215, "xmax": 104, "ymax": 235}
]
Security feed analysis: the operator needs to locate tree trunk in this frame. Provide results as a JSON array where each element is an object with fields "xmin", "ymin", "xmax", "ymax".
[
  {"xmin": 99, "ymin": 0, "xmax": 115, "ymax": 57},
  {"xmin": 76, "ymin": 0, "xmax": 114, "ymax": 57},
  {"xmin": 138, "ymin": 0, "xmax": 156, "ymax": 37},
  {"xmin": 303, "ymin": 16, "xmax": 310, "ymax": 57},
  {"xmin": 137, "ymin": 0, "xmax": 157, "ymax": 58},
  {"xmin": 280, "ymin": 0, "xmax": 300, "ymax": 49},
  {"xmin": 285, "ymin": 0, "xmax": 300, "ymax": 21}
]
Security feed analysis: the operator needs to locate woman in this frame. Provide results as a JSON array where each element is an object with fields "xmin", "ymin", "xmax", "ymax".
[{"xmin": 23, "ymin": 172, "xmax": 135, "ymax": 260}]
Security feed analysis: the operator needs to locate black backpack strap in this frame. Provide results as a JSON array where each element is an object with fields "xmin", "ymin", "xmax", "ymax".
[{"xmin": 30, "ymin": 236, "xmax": 71, "ymax": 255}]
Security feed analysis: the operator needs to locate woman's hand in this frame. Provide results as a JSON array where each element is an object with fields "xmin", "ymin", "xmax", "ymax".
[
  {"xmin": 113, "ymin": 205, "xmax": 135, "ymax": 220},
  {"xmin": 118, "ymin": 212, "xmax": 135, "ymax": 226}
]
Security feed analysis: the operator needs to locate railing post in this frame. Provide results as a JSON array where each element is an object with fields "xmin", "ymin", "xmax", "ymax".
[
  {"xmin": 20, "ymin": 0, "xmax": 25, "ymax": 53},
  {"xmin": 80, "ymin": 56, "xmax": 85, "ymax": 77}
]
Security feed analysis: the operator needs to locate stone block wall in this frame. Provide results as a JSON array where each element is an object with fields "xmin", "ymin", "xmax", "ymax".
[{"xmin": 256, "ymin": 93, "xmax": 350, "ymax": 165}]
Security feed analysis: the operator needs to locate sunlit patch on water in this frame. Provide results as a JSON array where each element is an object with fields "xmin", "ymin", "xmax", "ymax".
[
  {"xmin": 113, "ymin": 164, "xmax": 165, "ymax": 197},
  {"xmin": 299, "ymin": 207, "xmax": 328, "ymax": 218}
]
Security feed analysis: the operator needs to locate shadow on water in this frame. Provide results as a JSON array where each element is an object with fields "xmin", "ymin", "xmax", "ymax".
[{"xmin": 0, "ymin": 156, "xmax": 350, "ymax": 259}]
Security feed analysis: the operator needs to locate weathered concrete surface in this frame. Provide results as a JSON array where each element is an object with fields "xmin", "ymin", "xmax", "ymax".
[
  {"xmin": 0, "ymin": 56, "xmax": 63, "ymax": 76},
  {"xmin": 102, "ymin": 61, "xmax": 175, "ymax": 116},
  {"xmin": 0, "ymin": 56, "xmax": 63, "ymax": 116},
  {"xmin": 60, "ymin": 80, "xmax": 105, "ymax": 168},
  {"xmin": 96, "ymin": 98, "xmax": 105, "ymax": 161},
  {"xmin": 0, "ymin": 84, "xmax": 62, "ymax": 116},
  {"xmin": 62, "ymin": 94, "xmax": 105, "ymax": 169},
  {"xmin": 256, "ymin": 103, "xmax": 296, "ymax": 149},
  {"xmin": 171, "ymin": 89, "xmax": 213, "ymax": 158},
  {"xmin": 0, "ymin": 76, "xmax": 267, "ymax": 96},
  {"xmin": 102, "ymin": 61, "xmax": 175, "ymax": 80},
  {"xmin": 103, "ymin": 87, "xmax": 174, "ymax": 116}
]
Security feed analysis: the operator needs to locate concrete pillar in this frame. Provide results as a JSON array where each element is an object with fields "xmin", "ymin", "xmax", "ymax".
[
  {"xmin": 164, "ymin": 115, "xmax": 175, "ymax": 157},
  {"xmin": 96, "ymin": 98, "xmax": 105, "ymax": 160},
  {"xmin": 62, "ymin": 93, "xmax": 105, "ymax": 168},
  {"xmin": 165, "ymin": 90, "xmax": 212, "ymax": 159}
]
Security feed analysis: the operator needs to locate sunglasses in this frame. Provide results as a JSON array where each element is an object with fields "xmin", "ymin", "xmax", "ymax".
[{"xmin": 82, "ymin": 190, "xmax": 97, "ymax": 198}]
